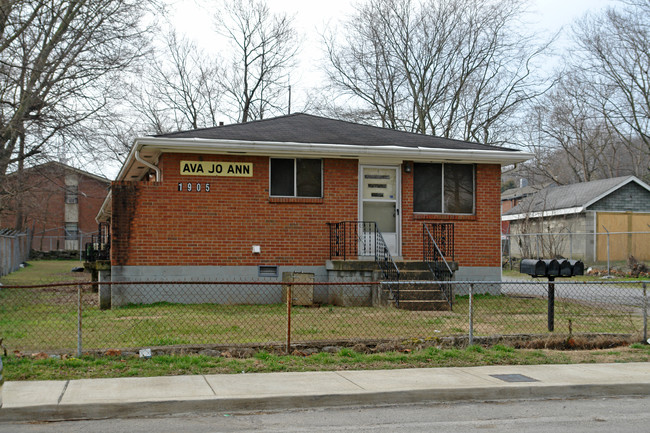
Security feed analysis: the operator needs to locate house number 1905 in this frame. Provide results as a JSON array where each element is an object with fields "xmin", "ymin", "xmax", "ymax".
[{"xmin": 178, "ymin": 182, "xmax": 211, "ymax": 192}]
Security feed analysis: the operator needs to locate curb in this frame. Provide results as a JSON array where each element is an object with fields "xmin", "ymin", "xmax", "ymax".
[{"xmin": 2, "ymin": 382, "xmax": 650, "ymax": 422}]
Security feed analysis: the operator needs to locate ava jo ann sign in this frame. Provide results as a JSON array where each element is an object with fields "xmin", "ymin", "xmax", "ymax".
[{"xmin": 180, "ymin": 161, "xmax": 253, "ymax": 177}]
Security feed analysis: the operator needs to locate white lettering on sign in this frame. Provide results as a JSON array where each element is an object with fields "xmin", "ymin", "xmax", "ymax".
[
  {"xmin": 180, "ymin": 161, "xmax": 252, "ymax": 177},
  {"xmin": 178, "ymin": 182, "xmax": 211, "ymax": 192}
]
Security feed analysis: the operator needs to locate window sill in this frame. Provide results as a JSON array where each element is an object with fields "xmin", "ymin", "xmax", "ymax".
[
  {"xmin": 269, "ymin": 197, "xmax": 324, "ymax": 204},
  {"xmin": 413, "ymin": 213, "xmax": 476, "ymax": 221}
]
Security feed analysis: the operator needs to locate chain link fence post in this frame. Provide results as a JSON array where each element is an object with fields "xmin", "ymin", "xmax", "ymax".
[
  {"xmin": 643, "ymin": 282, "xmax": 650, "ymax": 344},
  {"xmin": 286, "ymin": 282, "xmax": 292, "ymax": 354},
  {"xmin": 77, "ymin": 284, "xmax": 83, "ymax": 357},
  {"xmin": 469, "ymin": 283, "xmax": 474, "ymax": 346},
  {"xmin": 548, "ymin": 277, "xmax": 555, "ymax": 332}
]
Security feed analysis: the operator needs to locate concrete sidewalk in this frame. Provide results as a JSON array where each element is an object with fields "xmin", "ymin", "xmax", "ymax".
[{"xmin": 1, "ymin": 363, "xmax": 650, "ymax": 422}]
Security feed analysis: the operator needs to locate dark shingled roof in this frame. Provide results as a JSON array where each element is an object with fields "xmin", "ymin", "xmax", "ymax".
[
  {"xmin": 504, "ymin": 176, "xmax": 641, "ymax": 215},
  {"xmin": 155, "ymin": 113, "xmax": 519, "ymax": 152}
]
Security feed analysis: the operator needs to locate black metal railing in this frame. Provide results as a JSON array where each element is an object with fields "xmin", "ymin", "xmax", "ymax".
[
  {"xmin": 423, "ymin": 223, "xmax": 455, "ymax": 308},
  {"xmin": 424, "ymin": 222, "xmax": 454, "ymax": 261},
  {"xmin": 327, "ymin": 220, "xmax": 400, "ymax": 287},
  {"xmin": 328, "ymin": 221, "xmax": 375, "ymax": 260},
  {"xmin": 84, "ymin": 222, "xmax": 110, "ymax": 262}
]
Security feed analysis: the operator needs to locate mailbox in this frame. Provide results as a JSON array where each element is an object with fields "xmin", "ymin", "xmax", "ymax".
[
  {"xmin": 568, "ymin": 260, "xmax": 584, "ymax": 276},
  {"xmin": 520, "ymin": 259, "xmax": 546, "ymax": 277},
  {"xmin": 519, "ymin": 257, "xmax": 584, "ymax": 333},
  {"xmin": 542, "ymin": 259, "xmax": 560, "ymax": 277},
  {"xmin": 520, "ymin": 258, "xmax": 584, "ymax": 277},
  {"xmin": 559, "ymin": 259, "xmax": 572, "ymax": 277}
]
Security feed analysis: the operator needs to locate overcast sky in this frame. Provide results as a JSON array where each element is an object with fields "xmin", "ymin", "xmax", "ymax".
[{"xmin": 170, "ymin": 0, "xmax": 618, "ymax": 111}]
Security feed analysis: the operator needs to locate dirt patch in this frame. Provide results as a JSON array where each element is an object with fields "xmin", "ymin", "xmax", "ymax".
[
  {"xmin": 512, "ymin": 334, "xmax": 633, "ymax": 350},
  {"xmin": 33, "ymin": 333, "xmax": 641, "ymax": 359}
]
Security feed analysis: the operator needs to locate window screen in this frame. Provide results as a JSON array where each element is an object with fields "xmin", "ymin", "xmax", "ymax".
[
  {"xmin": 297, "ymin": 159, "xmax": 322, "ymax": 197},
  {"xmin": 270, "ymin": 158, "xmax": 322, "ymax": 197},
  {"xmin": 444, "ymin": 164, "xmax": 474, "ymax": 214},
  {"xmin": 413, "ymin": 163, "xmax": 474, "ymax": 214},
  {"xmin": 270, "ymin": 158, "xmax": 294, "ymax": 196},
  {"xmin": 413, "ymin": 163, "xmax": 442, "ymax": 212}
]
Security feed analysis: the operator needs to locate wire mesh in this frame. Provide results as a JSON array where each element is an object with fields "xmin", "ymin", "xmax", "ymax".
[{"xmin": 0, "ymin": 279, "xmax": 646, "ymax": 353}]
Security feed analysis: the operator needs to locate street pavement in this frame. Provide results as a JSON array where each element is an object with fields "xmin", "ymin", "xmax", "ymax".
[
  {"xmin": 500, "ymin": 276, "xmax": 647, "ymax": 306},
  {"xmin": 1, "ymin": 362, "xmax": 649, "ymax": 422}
]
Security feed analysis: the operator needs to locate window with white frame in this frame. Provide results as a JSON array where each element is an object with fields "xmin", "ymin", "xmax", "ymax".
[
  {"xmin": 65, "ymin": 223, "xmax": 79, "ymax": 240},
  {"xmin": 65, "ymin": 185, "xmax": 78, "ymax": 204},
  {"xmin": 413, "ymin": 163, "xmax": 474, "ymax": 214},
  {"xmin": 270, "ymin": 158, "xmax": 322, "ymax": 197}
]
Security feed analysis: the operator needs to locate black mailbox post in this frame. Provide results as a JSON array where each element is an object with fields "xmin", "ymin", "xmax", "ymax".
[{"xmin": 520, "ymin": 259, "xmax": 584, "ymax": 332}]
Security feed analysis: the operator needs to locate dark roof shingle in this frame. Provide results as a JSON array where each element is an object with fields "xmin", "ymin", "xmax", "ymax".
[
  {"xmin": 504, "ymin": 176, "xmax": 641, "ymax": 215},
  {"xmin": 155, "ymin": 113, "xmax": 519, "ymax": 152}
]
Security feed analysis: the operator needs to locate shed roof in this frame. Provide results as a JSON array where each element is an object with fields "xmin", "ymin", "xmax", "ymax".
[{"xmin": 502, "ymin": 176, "xmax": 650, "ymax": 221}]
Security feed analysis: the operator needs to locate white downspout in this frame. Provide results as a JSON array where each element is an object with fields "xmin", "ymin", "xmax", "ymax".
[{"xmin": 135, "ymin": 149, "xmax": 161, "ymax": 182}]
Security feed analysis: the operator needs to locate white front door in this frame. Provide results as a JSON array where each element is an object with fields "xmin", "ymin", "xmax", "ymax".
[{"xmin": 360, "ymin": 166, "xmax": 401, "ymax": 257}]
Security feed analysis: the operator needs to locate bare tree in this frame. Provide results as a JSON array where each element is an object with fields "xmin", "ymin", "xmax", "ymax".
[
  {"xmin": 520, "ymin": 66, "xmax": 650, "ymax": 186},
  {"xmin": 523, "ymin": 73, "xmax": 614, "ymax": 184},
  {"xmin": 131, "ymin": 30, "xmax": 224, "ymax": 133},
  {"xmin": 323, "ymin": 0, "xmax": 552, "ymax": 145},
  {"xmin": 0, "ymin": 0, "xmax": 156, "ymax": 180},
  {"xmin": 215, "ymin": 0, "xmax": 299, "ymax": 123},
  {"xmin": 0, "ymin": 0, "xmax": 158, "ymax": 230},
  {"xmin": 572, "ymin": 0, "xmax": 650, "ymax": 157}
]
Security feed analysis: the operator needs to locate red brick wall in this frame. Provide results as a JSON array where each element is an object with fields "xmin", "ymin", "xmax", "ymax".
[
  {"xmin": 111, "ymin": 155, "xmax": 502, "ymax": 268},
  {"xmin": 401, "ymin": 163, "xmax": 502, "ymax": 267},
  {"xmin": 1, "ymin": 165, "xmax": 109, "ymax": 250},
  {"xmin": 0, "ymin": 169, "xmax": 64, "ymax": 237},
  {"xmin": 111, "ymin": 154, "xmax": 358, "ymax": 266},
  {"xmin": 78, "ymin": 176, "xmax": 111, "ymax": 234}
]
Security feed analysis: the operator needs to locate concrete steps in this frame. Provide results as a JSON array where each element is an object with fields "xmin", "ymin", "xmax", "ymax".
[
  {"xmin": 326, "ymin": 259, "xmax": 455, "ymax": 311},
  {"xmin": 385, "ymin": 284, "xmax": 452, "ymax": 311},
  {"xmin": 389, "ymin": 262, "xmax": 455, "ymax": 311}
]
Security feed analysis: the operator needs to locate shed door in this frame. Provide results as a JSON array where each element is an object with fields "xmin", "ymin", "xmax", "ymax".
[{"xmin": 360, "ymin": 166, "xmax": 401, "ymax": 257}]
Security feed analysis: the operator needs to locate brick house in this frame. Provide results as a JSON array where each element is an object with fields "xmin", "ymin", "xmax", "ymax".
[
  {"xmin": 1, "ymin": 161, "xmax": 110, "ymax": 252},
  {"xmin": 97, "ymin": 113, "xmax": 530, "ymax": 296}
]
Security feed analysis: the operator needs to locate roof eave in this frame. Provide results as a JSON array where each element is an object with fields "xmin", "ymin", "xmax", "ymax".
[
  {"xmin": 96, "ymin": 190, "xmax": 112, "ymax": 223},
  {"xmin": 502, "ymin": 206, "xmax": 585, "ymax": 221},
  {"xmin": 117, "ymin": 137, "xmax": 532, "ymax": 181}
]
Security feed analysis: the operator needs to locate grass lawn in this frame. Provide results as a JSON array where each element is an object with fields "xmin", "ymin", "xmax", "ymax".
[
  {"xmin": 0, "ymin": 259, "xmax": 88, "ymax": 286},
  {"xmin": 1, "ymin": 260, "xmax": 648, "ymax": 382},
  {"xmin": 0, "ymin": 286, "xmax": 643, "ymax": 352},
  {"xmin": 0, "ymin": 260, "xmax": 644, "ymax": 352},
  {"xmin": 4, "ymin": 343, "xmax": 650, "ymax": 382}
]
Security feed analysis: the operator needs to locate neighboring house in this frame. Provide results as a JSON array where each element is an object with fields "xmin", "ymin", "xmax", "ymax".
[
  {"xmin": 500, "ymin": 182, "xmax": 542, "ymax": 235},
  {"xmin": 96, "ymin": 113, "xmax": 531, "ymax": 304},
  {"xmin": 502, "ymin": 176, "xmax": 650, "ymax": 262},
  {"xmin": 0, "ymin": 161, "xmax": 110, "ymax": 252}
]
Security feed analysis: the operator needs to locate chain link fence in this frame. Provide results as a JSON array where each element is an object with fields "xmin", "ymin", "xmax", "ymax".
[
  {"xmin": 0, "ymin": 280, "xmax": 647, "ymax": 354},
  {"xmin": 0, "ymin": 229, "xmax": 31, "ymax": 277},
  {"xmin": 30, "ymin": 228, "xmax": 96, "ymax": 257},
  {"xmin": 502, "ymin": 231, "xmax": 650, "ymax": 274}
]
